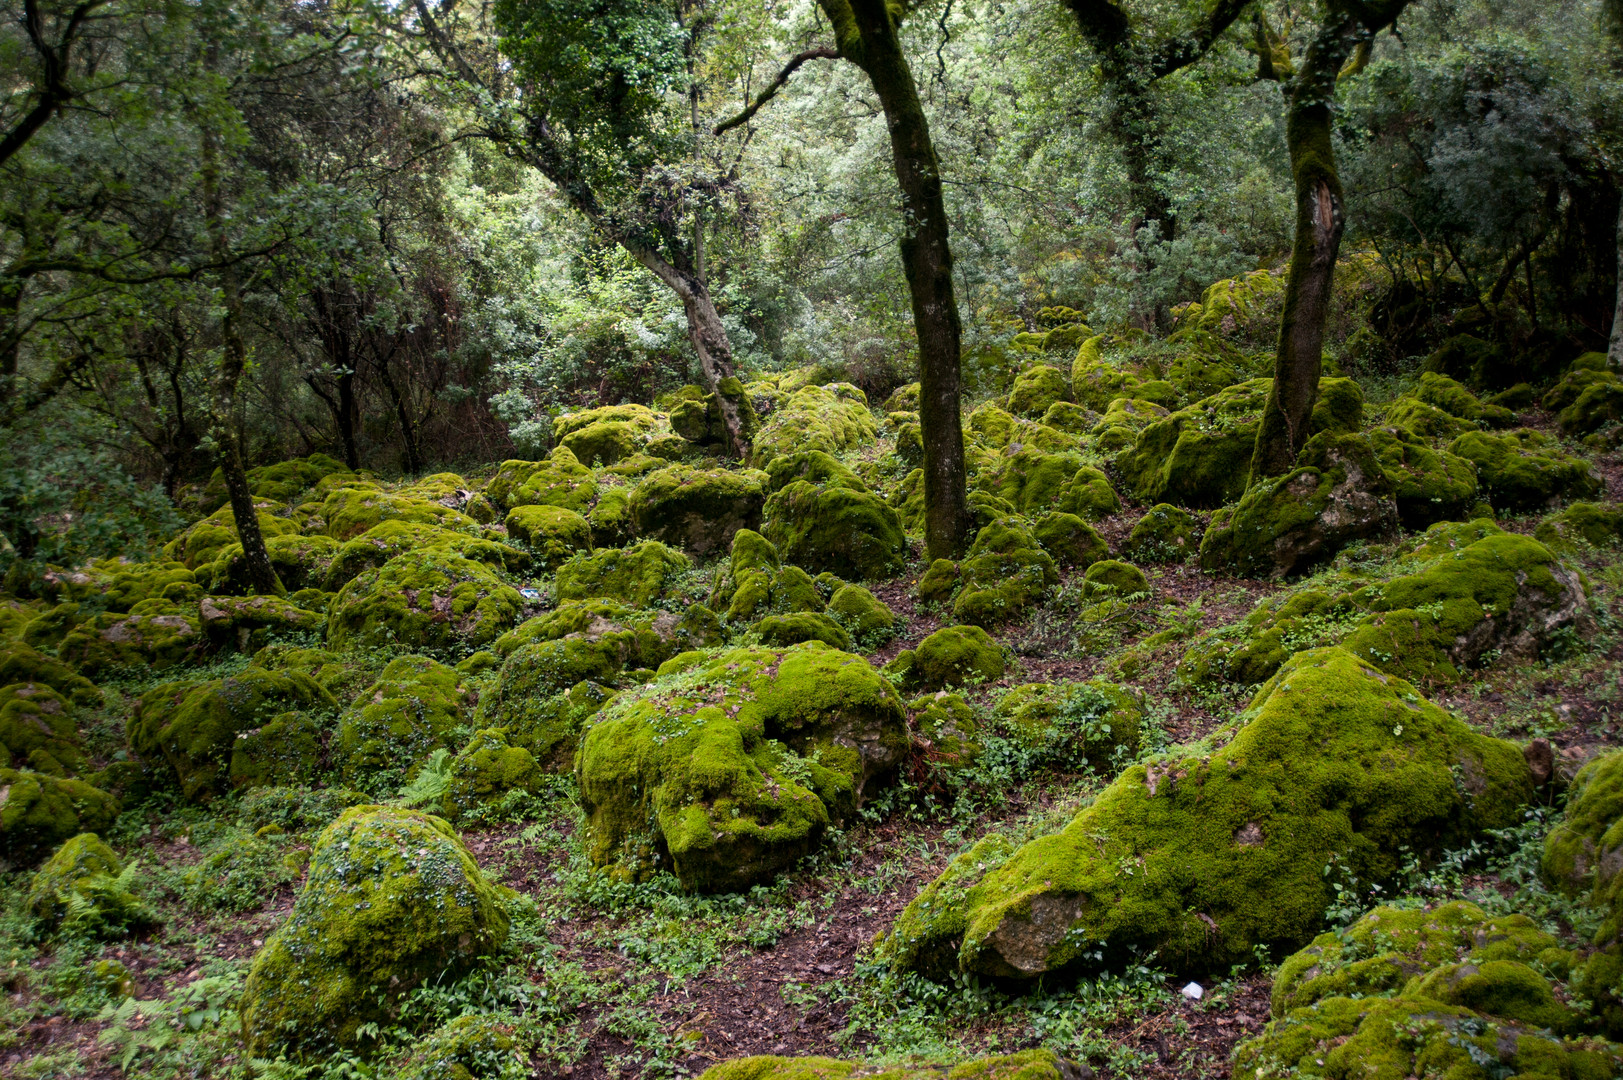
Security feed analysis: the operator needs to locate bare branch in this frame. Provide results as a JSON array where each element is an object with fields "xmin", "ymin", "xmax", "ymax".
[{"xmin": 712, "ymin": 46, "xmax": 840, "ymax": 136}]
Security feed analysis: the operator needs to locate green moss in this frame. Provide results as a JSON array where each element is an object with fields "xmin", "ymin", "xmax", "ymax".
[
  {"xmin": 175, "ymin": 828, "xmax": 300, "ymax": 912},
  {"xmin": 752, "ymin": 384, "xmax": 877, "ymax": 466},
  {"xmin": 199, "ymin": 595, "xmax": 325, "ymax": 653},
  {"xmin": 199, "ymin": 533, "xmax": 341, "ymax": 595},
  {"xmin": 0, "ymin": 683, "xmax": 84, "ymax": 777},
  {"xmin": 825, "ymin": 584, "xmax": 897, "ymax": 646},
  {"xmin": 1030, "ymin": 512, "xmax": 1109, "ymax": 569},
  {"xmin": 629, "ymin": 464, "xmax": 767, "ymax": 556},
  {"xmin": 553, "ymin": 403, "xmax": 665, "ymax": 465},
  {"xmin": 1115, "ymin": 379, "xmax": 1273, "ymax": 508},
  {"xmin": 762, "ymin": 459, "xmax": 906, "ymax": 580},
  {"xmin": 0, "ymin": 642, "xmax": 100, "ymax": 705},
  {"xmin": 1198, "ymin": 433, "xmax": 1397, "ymax": 578},
  {"xmin": 27, "ymin": 833, "xmax": 146, "ymax": 932},
  {"xmin": 320, "ymin": 487, "xmax": 477, "ymax": 542},
  {"xmin": 887, "ymin": 625, "xmax": 1005, "ymax": 691},
  {"xmin": 1535, "ymin": 501, "xmax": 1623, "ymax": 553},
  {"xmin": 500, "ymin": 446, "xmax": 600, "ymax": 515},
  {"xmin": 1415, "ymin": 371, "xmax": 1516, "ymax": 427},
  {"xmin": 914, "ymin": 559, "xmax": 961, "ymax": 607},
  {"xmin": 335, "ymin": 656, "xmax": 466, "ymax": 789},
  {"xmin": 327, "ymin": 551, "xmax": 524, "ymax": 654},
  {"xmin": 1544, "ymin": 359, "xmax": 1616, "ymax": 412},
  {"xmin": 503, "ymin": 504, "xmax": 592, "ymax": 570},
  {"xmin": 441, "ymin": 729, "xmax": 543, "ymax": 820},
  {"xmin": 240, "ymin": 806, "xmax": 512, "ymax": 1055},
  {"xmin": 1006, "ymin": 364, "xmax": 1070, "ymax": 418},
  {"xmin": 694, "ymin": 1049, "xmax": 1079, "ymax": 1080},
  {"xmin": 587, "ymin": 486, "xmax": 633, "ymax": 548},
  {"xmin": 576, "ymin": 642, "xmax": 907, "ymax": 891},
  {"xmin": 129, "ymin": 668, "xmax": 336, "ymax": 801},
  {"xmin": 1383, "ymin": 396, "xmax": 1474, "ymax": 440},
  {"xmin": 1071, "ymin": 336, "xmax": 1147, "ymax": 410},
  {"xmin": 1311, "ymin": 376, "xmax": 1365, "ymax": 434},
  {"xmin": 1185, "ymin": 269, "xmax": 1286, "ymax": 344},
  {"xmin": 0, "ymin": 768, "xmax": 119, "ymax": 864},
  {"xmin": 669, "ymin": 383, "xmax": 761, "ymax": 451},
  {"xmin": 19, "ymin": 603, "xmax": 82, "ymax": 650},
  {"xmin": 165, "ymin": 504, "xmax": 301, "ymax": 569},
  {"xmin": 56, "ymin": 604, "xmax": 202, "ymax": 678},
  {"xmin": 951, "ymin": 516, "xmax": 1057, "ymax": 627},
  {"xmin": 1446, "ymin": 429, "xmax": 1601, "ymax": 512},
  {"xmin": 993, "ymin": 679, "xmax": 1144, "ymax": 773},
  {"xmin": 1559, "ymin": 375, "xmax": 1623, "ymax": 436},
  {"xmin": 1080, "ymin": 559, "xmax": 1149, "ymax": 599},
  {"xmin": 322, "ymin": 521, "xmax": 526, "ymax": 591},
  {"xmin": 480, "ymin": 675, "xmax": 616, "ymax": 768},
  {"xmin": 754, "ymin": 612, "xmax": 851, "ymax": 650},
  {"xmin": 1368, "ymin": 428, "xmax": 1479, "ymax": 529},
  {"xmin": 250, "ymin": 645, "xmax": 373, "ymax": 701},
  {"xmin": 1039, "ymin": 401, "xmax": 1094, "ymax": 435},
  {"xmin": 397, "ymin": 1014, "xmax": 521, "ymax": 1080},
  {"xmin": 966, "ymin": 402, "xmax": 1079, "ymax": 454},
  {"xmin": 1125, "ymin": 504, "xmax": 1201, "ymax": 563},
  {"xmin": 555, "ymin": 540, "xmax": 691, "ymax": 607},
  {"xmin": 887, "ymin": 647, "xmax": 1532, "ymax": 981},
  {"xmin": 1542, "ymin": 748, "xmax": 1623, "ymax": 896}
]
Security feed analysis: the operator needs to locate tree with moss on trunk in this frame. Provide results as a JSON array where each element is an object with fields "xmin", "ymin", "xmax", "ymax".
[
  {"xmin": 1249, "ymin": 0, "xmax": 1412, "ymax": 482},
  {"xmin": 1606, "ymin": 0, "xmax": 1623, "ymax": 369}
]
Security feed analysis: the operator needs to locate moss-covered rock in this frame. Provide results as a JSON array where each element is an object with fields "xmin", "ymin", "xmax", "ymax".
[
  {"xmin": 0, "ymin": 683, "xmax": 84, "ymax": 777},
  {"xmin": 886, "ymin": 647, "xmax": 1533, "ymax": 981},
  {"xmin": 440, "ymin": 729, "xmax": 543, "ymax": 820},
  {"xmin": 1559, "ymin": 372, "xmax": 1623, "ymax": 436},
  {"xmin": 555, "ymin": 541, "xmax": 691, "ymax": 607},
  {"xmin": 199, "ymin": 455, "xmax": 350, "ymax": 509},
  {"xmin": 322, "ymin": 521, "xmax": 527, "ymax": 591},
  {"xmin": 240, "ymin": 806, "xmax": 512, "ymax": 1055},
  {"xmin": 197, "ymin": 533, "xmax": 341, "ymax": 595},
  {"xmin": 1536, "ymin": 501, "xmax": 1623, "ymax": 554},
  {"xmin": 629, "ymin": 464, "xmax": 766, "ymax": 556},
  {"xmin": 1414, "ymin": 371, "xmax": 1516, "ymax": 427},
  {"xmin": 576, "ymin": 642, "xmax": 908, "ymax": 890},
  {"xmin": 752, "ymin": 384, "xmax": 877, "ymax": 466},
  {"xmin": 553, "ymin": 403, "xmax": 666, "ymax": 465},
  {"xmin": 1080, "ymin": 559, "xmax": 1150, "ymax": 599},
  {"xmin": 1367, "ymin": 428, "xmax": 1479, "ymax": 529},
  {"xmin": 0, "ymin": 769, "xmax": 119, "ymax": 864},
  {"xmin": 1384, "ymin": 395, "xmax": 1475, "ymax": 440},
  {"xmin": 0, "ymin": 643, "xmax": 99, "ymax": 706},
  {"xmin": 754, "ymin": 611, "xmax": 851, "ymax": 650},
  {"xmin": 975, "ymin": 447, "xmax": 1086, "ymax": 516},
  {"xmin": 26, "ymin": 833, "xmax": 146, "ymax": 933},
  {"xmin": 761, "ymin": 453, "xmax": 906, "ymax": 580},
  {"xmin": 41, "ymin": 558, "xmax": 199, "ymax": 612},
  {"xmin": 886, "ymin": 624, "xmax": 1005, "ymax": 691},
  {"xmin": 56, "ymin": 603, "xmax": 203, "ymax": 678},
  {"xmin": 695, "ymin": 1049, "xmax": 1082, "ymax": 1080},
  {"xmin": 165, "ymin": 504, "xmax": 301, "ymax": 569},
  {"xmin": 1182, "ymin": 268, "xmax": 1285, "ymax": 344},
  {"xmin": 491, "ymin": 448, "xmax": 600, "ymax": 515},
  {"xmin": 1542, "ymin": 750, "xmax": 1623, "ymax": 1035},
  {"xmin": 335, "ymin": 656, "xmax": 467, "ymax": 790},
  {"xmin": 1125, "ymin": 504, "xmax": 1200, "ymax": 563},
  {"xmin": 320, "ymin": 487, "xmax": 476, "ymax": 542},
  {"xmin": 198, "ymin": 595, "xmax": 325, "ymax": 653},
  {"xmin": 503, "ymin": 504, "xmax": 592, "ymax": 570},
  {"xmin": 396, "ymin": 1014, "xmax": 522, "ymax": 1080},
  {"xmin": 1089, "ymin": 397, "xmax": 1168, "ymax": 452},
  {"xmin": 824, "ymin": 583, "xmax": 897, "ymax": 647},
  {"xmin": 965, "ymin": 401, "xmax": 1079, "ymax": 455},
  {"xmin": 19, "ymin": 602, "xmax": 87, "ymax": 652},
  {"xmin": 1199, "ymin": 433, "xmax": 1398, "ymax": 578},
  {"xmin": 587, "ymin": 486, "xmax": 634, "ymax": 548},
  {"xmin": 1115, "ymin": 379, "xmax": 1272, "ymax": 508},
  {"xmin": 992, "ymin": 680, "xmax": 1143, "ymax": 774},
  {"xmin": 1446, "ymin": 429, "xmax": 1601, "ymax": 512},
  {"xmin": 1030, "ymin": 512, "xmax": 1109, "ymax": 569},
  {"xmin": 130, "ymin": 669, "xmax": 336, "ymax": 800},
  {"xmin": 669, "ymin": 379, "xmax": 761, "ymax": 452},
  {"xmin": 326, "ymin": 551, "xmax": 523, "ymax": 654},
  {"xmin": 951, "ymin": 517, "xmax": 1059, "ymax": 627},
  {"xmin": 1006, "ymin": 364, "xmax": 1070, "ymax": 418}
]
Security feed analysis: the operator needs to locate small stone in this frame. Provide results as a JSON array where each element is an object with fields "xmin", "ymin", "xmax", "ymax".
[{"xmin": 1182, "ymin": 981, "xmax": 1203, "ymax": 1000}]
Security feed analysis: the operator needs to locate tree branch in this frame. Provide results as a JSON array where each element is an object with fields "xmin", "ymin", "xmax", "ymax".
[{"xmin": 713, "ymin": 46, "xmax": 841, "ymax": 135}]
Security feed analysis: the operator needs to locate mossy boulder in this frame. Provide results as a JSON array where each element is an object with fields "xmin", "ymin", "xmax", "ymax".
[
  {"xmin": 200, "ymin": 455, "xmax": 350, "ymax": 508},
  {"xmin": 441, "ymin": 729, "xmax": 543, "ymax": 820},
  {"xmin": 26, "ymin": 833, "xmax": 145, "ymax": 932},
  {"xmin": 165, "ymin": 504, "xmax": 301, "ymax": 569},
  {"xmin": 0, "ymin": 643, "xmax": 99, "ymax": 706},
  {"xmin": 197, "ymin": 533, "xmax": 341, "ymax": 595},
  {"xmin": 336, "ymin": 656, "xmax": 467, "ymax": 790},
  {"xmin": 1079, "ymin": 559, "xmax": 1149, "ymax": 599},
  {"xmin": 1182, "ymin": 268, "xmax": 1285, "ymax": 344},
  {"xmin": 1542, "ymin": 750, "xmax": 1623, "ymax": 1035},
  {"xmin": 493, "ymin": 597, "xmax": 717, "ymax": 667},
  {"xmin": 198, "ymin": 595, "xmax": 325, "ymax": 653},
  {"xmin": 1384, "ymin": 395, "xmax": 1475, "ymax": 440},
  {"xmin": 320, "ymin": 487, "xmax": 476, "ymax": 542},
  {"xmin": 1446, "ymin": 429, "xmax": 1601, "ymax": 512},
  {"xmin": 1199, "ymin": 433, "xmax": 1398, "ymax": 578},
  {"xmin": 130, "ymin": 669, "xmax": 337, "ymax": 800},
  {"xmin": 695, "ymin": 1049, "xmax": 1081, "ymax": 1080},
  {"xmin": 824, "ymin": 584, "xmax": 896, "ymax": 647},
  {"xmin": 555, "ymin": 540, "xmax": 691, "ymax": 607},
  {"xmin": 397, "ymin": 1014, "xmax": 522, "ymax": 1080},
  {"xmin": 1559, "ymin": 372, "xmax": 1623, "ymax": 436},
  {"xmin": 965, "ymin": 402, "xmax": 1078, "ymax": 454},
  {"xmin": 0, "ymin": 769, "xmax": 119, "ymax": 864},
  {"xmin": 0, "ymin": 683, "xmax": 84, "ymax": 777},
  {"xmin": 951, "ymin": 516, "xmax": 1059, "ymax": 627},
  {"xmin": 576, "ymin": 642, "xmax": 908, "ymax": 891},
  {"xmin": 629, "ymin": 465, "xmax": 766, "ymax": 556},
  {"xmin": 754, "ymin": 611, "xmax": 851, "ymax": 650},
  {"xmin": 1125, "ymin": 505, "xmax": 1200, "ymax": 563},
  {"xmin": 886, "ymin": 647, "xmax": 1533, "ymax": 981},
  {"xmin": 1030, "ymin": 512, "xmax": 1108, "ymax": 569},
  {"xmin": 1414, "ymin": 371, "xmax": 1516, "ymax": 427},
  {"xmin": 553, "ymin": 403, "xmax": 665, "ymax": 465},
  {"xmin": 752, "ymin": 384, "xmax": 877, "ymax": 466},
  {"xmin": 1089, "ymin": 397, "xmax": 1167, "ymax": 452},
  {"xmin": 992, "ymin": 680, "xmax": 1143, "ymax": 774},
  {"xmin": 1367, "ymin": 428, "xmax": 1479, "ymax": 529},
  {"xmin": 491, "ymin": 448, "xmax": 599, "ymax": 514},
  {"xmin": 56, "ymin": 603, "xmax": 202, "ymax": 678},
  {"xmin": 1115, "ymin": 379, "xmax": 1272, "ymax": 508},
  {"xmin": 503, "ymin": 504, "xmax": 592, "ymax": 570},
  {"xmin": 886, "ymin": 625, "xmax": 1005, "ymax": 691},
  {"xmin": 326, "ymin": 551, "xmax": 524, "ymax": 654},
  {"xmin": 669, "ymin": 379, "xmax": 761, "ymax": 451},
  {"xmin": 478, "ymin": 674, "xmax": 616, "ymax": 769},
  {"xmin": 587, "ymin": 486, "xmax": 634, "ymax": 548},
  {"xmin": 1536, "ymin": 501, "xmax": 1623, "ymax": 553},
  {"xmin": 41, "ymin": 558, "xmax": 197, "ymax": 613},
  {"xmin": 240, "ymin": 806, "xmax": 512, "ymax": 1055},
  {"xmin": 322, "ymin": 521, "xmax": 526, "ymax": 591},
  {"xmin": 761, "ymin": 453, "xmax": 906, "ymax": 581},
  {"xmin": 1006, "ymin": 364, "xmax": 1070, "ymax": 418}
]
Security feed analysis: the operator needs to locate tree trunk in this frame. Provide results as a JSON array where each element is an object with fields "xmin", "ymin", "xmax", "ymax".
[
  {"xmin": 375, "ymin": 355, "xmax": 424, "ymax": 474},
  {"xmin": 336, "ymin": 365, "xmax": 359, "ymax": 468},
  {"xmin": 201, "ymin": 119, "xmax": 283, "ymax": 597},
  {"xmin": 1250, "ymin": 14, "xmax": 1357, "ymax": 482},
  {"xmin": 1611, "ymin": 196, "xmax": 1623, "ymax": 369},
  {"xmin": 822, "ymin": 0, "xmax": 971, "ymax": 559}
]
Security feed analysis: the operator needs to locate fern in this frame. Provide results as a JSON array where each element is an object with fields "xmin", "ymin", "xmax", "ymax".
[{"xmin": 396, "ymin": 748, "xmax": 454, "ymax": 808}]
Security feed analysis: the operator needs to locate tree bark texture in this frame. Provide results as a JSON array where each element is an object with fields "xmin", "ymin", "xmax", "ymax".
[{"xmin": 820, "ymin": 0, "xmax": 971, "ymax": 559}]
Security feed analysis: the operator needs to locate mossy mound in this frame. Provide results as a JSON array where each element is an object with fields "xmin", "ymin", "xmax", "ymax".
[
  {"xmin": 1367, "ymin": 428, "xmax": 1479, "ymax": 529},
  {"xmin": 629, "ymin": 464, "xmax": 767, "ymax": 557},
  {"xmin": 1089, "ymin": 397, "xmax": 1168, "ymax": 452},
  {"xmin": 1536, "ymin": 501, "xmax": 1623, "ymax": 553},
  {"xmin": 555, "ymin": 540, "xmax": 692, "ymax": 607},
  {"xmin": 1180, "ymin": 524, "xmax": 1590, "ymax": 687},
  {"xmin": 1180, "ymin": 268, "xmax": 1285, "ymax": 344},
  {"xmin": 490, "ymin": 448, "xmax": 599, "ymax": 514},
  {"xmin": 965, "ymin": 402, "xmax": 1078, "ymax": 455},
  {"xmin": 0, "ymin": 768, "xmax": 119, "ymax": 864},
  {"xmin": 761, "ymin": 452, "xmax": 906, "ymax": 580},
  {"xmin": 336, "ymin": 656, "xmax": 466, "ymax": 790},
  {"xmin": 40, "ymin": 558, "xmax": 198, "ymax": 613},
  {"xmin": 753, "ymin": 611, "xmax": 851, "ymax": 650},
  {"xmin": 164, "ymin": 504, "xmax": 301, "ymax": 569},
  {"xmin": 576, "ymin": 641, "xmax": 908, "ymax": 891},
  {"xmin": 198, "ymin": 594, "xmax": 325, "ymax": 653},
  {"xmin": 1030, "ymin": 512, "xmax": 1109, "ymax": 569},
  {"xmin": 1006, "ymin": 364, "xmax": 1070, "ymax": 418},
  {"xmin": 1445, "ymin": 428, "xmax": 1601, "ymax": 512},
  {"xmin": 503, "ymin": 504, "xmax": 592, "ymax": 570},
  {"xmin": 1080, "ymin": 559, "xmax": 1149, "ymax": 599},
  {"xmin": 1071, "ymin": 336, "xmax": 1146, "ymax": 411},
  {"xmin": 198, "ymin": 533, "xmax": 340, "ymax": 594},
  {"xmin": 199, "ymin": 455, "xmax": 351, "ymax": 509},
  {"xmin": 752, "ymin": 384, "xmax": 877, "ymax": 466},
  {"xmin": 1199, "ymin": 433, "xmax": 1397, "ymax": 578},
  {"xmin": 553, "ymin": 403, "xmax": 666, "ymax": 465},
  {"xmin": 56, "ymin": 603, "xmax": 202, "ymax": 678},
  {"xmin": 886, "ymin": 624, "xmax": 1005, "ymax": 691},
  {"xmin": 670, "ymin": 379, "xmax": 762, "ymax": 452},
  {"xmin": 493, "ymin": 597, "xmax": 717, "ymax": 668},
  {"xmin": 1114, "ymin": 379, "xmax": 1272, "ymax": 507},
  {"xmin": 825, "ymin": 584, "xmax": 897, "ymax": 647},
  {"xmin": 1125, "ymin": 504, "xmax": 1200, "ymax": 563},
  {"xmin": 322, "ymin": 521, "xmax": 526, "ymax": 591},
  {"xmin": 26, "ymin": 833, "xmax": 146, "ymax": 933},
  {"xmin": 992, "ymin": 680, "xmax": 1143, "ymax": 773},
  {"xmin": 249, "ymin": 645, "xmax": 373, "ymax": 701},
  {"xmin": 240, "ymin": 806, "xmax": 512, "ymax": 1055},
  {"xmin": 130, "ymin": 668, "xmax": 337, "ymax": 801},
  {"xmin": 951, "ymin": 516, "xmax": 1059, "ymax": 627},
  {"xmin": 326, "ymin": 551, "xmax": 524, "ymax": 653},
  {"xmin": 909, "ymin": 691, "xmax": 982, "ymax": 772},
  {"xmin": 396, "ymin": 1014, "xmax": 522, "ymax": 1080},
  {"xmin": 1383, "ymin": 396, "xmax": 1475, "ymax": 440},
  {"xmin": 709, "ymin": 530, "xmax": 827, "ymax": 622},
  {"xmin": 440, "ymin": 729, "xmax": 543, "ymax": 820},
  {"xmin": 320, "ymin": 487, "xmax": 476, "ymax": 542},
  {"xmin": 1560, "ymin": 374, "xmax": 1623, "ymax": 436},
  {"xmin": 695, "ymin": 1049, "xmax": 1082, "ymax": 1080},
  {"xmin": 886, "ymin": 647, "xmax": 1532, "ymax": 981},
  {"xmin": 1542, "ymin": 750, "xmax": 1623, "ymax": 1035},
  {"xmin": 1413, "ymin": 371, "xmax": 1516, "ymax": 427},
  {"xmin": 0, "ymin": 683, "xmax": 85, "ymax": 776},
  {"xmin": 0, "ymin": 643, "xmax": 100, "ymax": 706},
  {"xmin": 977, "ymin": 449, "xmax": 1119, "ymax": 521},
  {"xmin": 587, "ymin": 486, "xmax": 634, "ymax": 548}
]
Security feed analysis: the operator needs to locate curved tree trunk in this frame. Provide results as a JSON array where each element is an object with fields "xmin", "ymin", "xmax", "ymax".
[
  {"xmin": 1611, "ymin": 197, "xmax": 1623, "ymax": 369},
  {"xmin": 1250, "ymin": 14, "xmax": 1358, "ymax": 482},
  {"xmin": 820, "ymin": 0, "xmax": 971, "ymax": 559}
]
